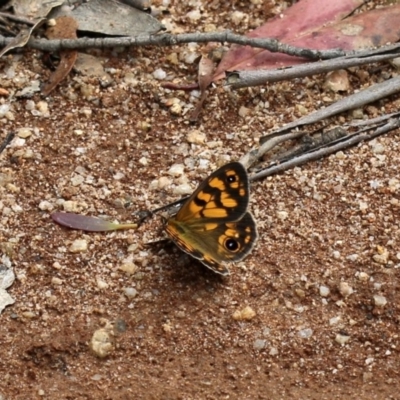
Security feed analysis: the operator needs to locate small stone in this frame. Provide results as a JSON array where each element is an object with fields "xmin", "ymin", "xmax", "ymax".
[
  {"xmin": 298, "ymin": 328, "xmax": 313, "ymax": 338},
  {"xmin": 167, "ymin": 164, "xmax": 185, "ymax": 176},
  {"xmin": 276, "ymin": 211, "xmax": 288, "ymax": 220},
  {"xmin": 89, "ymin": 328, "xmax": 114, "ymax": 358},
  {"xmin": 38, "ymin": 200, "xmax": 54, "ymax": 211},
  {"xmin": 51, "ymin": 277, "xmax": 63, "ymax": 285},
  {"xmin": 324, "ymin": 70, "xmax": 350, "ymax": 92},
  {"xmin": 269, "ymin": 347, "xmax": 278, "ymax": 356},
  {"xmin": 173, "ymin": 183, "xmax": 193, "ymax": 195},
  {"xmin": 138, "ymin": 157, "xmax": 148, "ymax": 166},
  {"xmin": 319, "ymin": 285, "xmax": 330, "ymax": 297},
  {"xmin": 17, "ymin": 127, "xmax": 33, "ymax": 138},
  {"xmin": 373, "ymin": 246, "xmax": 389, "ymax": 265},
  {"xmin": 63, "ymin": 201, "xmax": 80, "ymax": 212},
  {"xmin": 153, "ymin": 68, "xmax": 167, "ymax": 80},
  {"xmin": 69, "ymin": 239, "xmax": 88, "ymax": 253},
  {"xmin": 329, "ymin": 316, "xmax": 341, "ymax": 326},
  {"xmin": 365, "ymin": 357, "xmax": 374, "ymax": 365},
  {"xmin": 187, "ymin": 130, "xmax": 206, "ymax": 144},
  {"xmin": 96, "ymin": 278, "xmax": 108, "ymax": 289},
  {"xmin": 238, "ymin": 105, "xmax": 250, "ymax": 117},
  {"xmin": 335, "ymin": 333, "xmax": 350, "ymax": 345},
  {"xmin": 0, "ymin": 289, "xmax": 14, "ymax": 314},
  {"xmin": 71, "ymin": 174, "xmax": 84, "ymax": 186},
  {"xmin": 373, "ymin": 294, "xmax": 387, "ymax": 307},
  {"xmin": 253, "ymin": 339, "xmax": 266, "ymax": 350},
  {"xmin": 162, "ymin": 322, "xmax": 173, "ymax": 333},
  {"xmin": 231, "ymin": 10, "xmax": 245, "ymax": 25},
  {"xmin": 332, "ymin": 250, "xmax": 341, "ymax": 259},
  {"xmin": 170, "ymin": 102, "xmax": 182, "ymax": 115},
  {"xmin": 372, "ymin": 143, "xmax": 385, "ymax": 154},
  {"xmin": 232, "ymin": 305, "xmax": 256, "ymax": 321},
  {"xmin": 119, "ymin": 262, "xmax": 138, "ymax": 274},
  {"xmin": 339, "ymin": 282, "xmax": 353, "ymax": 297},
  {"xmin": 357, "ymin": 272, "xmax": 369, "ymax": 281},
  {"xmin": 36, "ymin": 101, "xmax": 49, "ymax": 116},
  {"xmin": 346, "ymin": 254, "xmax": 358, "ymax": 262},
  {"xmin": 124, "ymin": 287, "xmax": 137, "ymax": 298},
  {"xmin": 187, "ymin": 9, "xmax": 201, "ymax": 20},
  {"xmin": 157, "ymin": 177, "xmax": 172, "ymax": 189}
]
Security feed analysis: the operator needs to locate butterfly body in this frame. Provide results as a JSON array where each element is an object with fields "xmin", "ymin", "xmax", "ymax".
[{"xmin": 165, "ymin": 162, "xmax": 258, "ymax": 275}]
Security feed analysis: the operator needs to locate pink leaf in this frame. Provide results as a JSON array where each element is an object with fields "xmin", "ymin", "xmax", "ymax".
[
  {"xmin": 213, "ymin": 0, "xmax": 393, "ymax": 80},
  {"xmin": 51, "ymin": 212, "xmax": 137, "ymax": 232}
]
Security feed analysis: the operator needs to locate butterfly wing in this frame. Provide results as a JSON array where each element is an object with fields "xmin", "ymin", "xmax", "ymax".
[
  {"xmin": 165, "ymin": 162, "xmax": 257, "ymax": 275},
  {"xmin": 174, "ymin": 162, "xmax": 250, "ymax": 224},
  {"xmin": 166, "ymin": 212, "xmax": 258, "ymax": 275}
]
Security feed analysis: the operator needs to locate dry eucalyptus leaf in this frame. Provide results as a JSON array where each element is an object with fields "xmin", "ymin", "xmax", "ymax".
[
  {"xmin": 71, "ymin": 0, "xmax": 163, "ymax": 36},
  {"xmin": 42, "ymin": 16, "xmax": 78, "ymax": 96},
  {"xmin": 0, "ymin": 0, "xmax": 64, "ymax": 58},
  {"xmin": 11, "ymin": 0, "xmax": 64, "ymax": 19}
]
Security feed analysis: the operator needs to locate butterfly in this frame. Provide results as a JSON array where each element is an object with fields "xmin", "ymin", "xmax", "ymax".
[{"xmin": 164, "ymin": 162, "xmax": 258, "ymax": 275}]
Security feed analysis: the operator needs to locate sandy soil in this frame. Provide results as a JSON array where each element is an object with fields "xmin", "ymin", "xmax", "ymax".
[{"xmin": 0, "ymin": 1, "xmax": 399, "ymax": 399}]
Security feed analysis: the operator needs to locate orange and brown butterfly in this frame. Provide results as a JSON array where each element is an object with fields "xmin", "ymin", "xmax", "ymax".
[{"xmin": 165, "ymin": 162, "xmax": 258, "ymax": 275}]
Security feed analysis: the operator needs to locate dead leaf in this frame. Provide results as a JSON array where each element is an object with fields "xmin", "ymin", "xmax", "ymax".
[
  {"xmin": 42, "ymin": 16, "xmax": 78, "ymax": 96},
  {"xmin": 70, "ymin": 0, "xmax": 164, "ymax": 36},
  {"xmin": 0, "ymin": 0, "xmax": 63, "ymax": 58},
  {"xmin": 190, "ymin": 55, "xmax": 215, "ymax": 122},
  {"xmin": 213, "ymin": 0, "xmax": 364, "ymax": 80}
]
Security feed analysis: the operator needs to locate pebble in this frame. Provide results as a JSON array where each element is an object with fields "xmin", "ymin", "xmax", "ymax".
[
  {"xmin": 324, "ymin": 70, "xmax": 350, "ymax": 92},
  {"xmin": 38, "ymin": 200, "xmax": 54, "ymax": 211},
  {"xmin": 276, "ymin": 211, "xmax": 288, "ymax": 220},
  {"xmin": 17, "ymin": 127, "xmax": 33, "ymax": 138},
  {"xmin": 138, "ymin": 157, "xmax": 148, "ymax": 166},
  {"xmin": 231, "ymin": 10, "xmax": 245, "ymax": 25},
  {"xmin": 63, "ymin": 201, "xmax": 80, "ymax": 212},
  {"xmin": 346, "ymin": 254, "xmax": 358, "ymax": 262},
  {"xmin": 373, "ymin": 246, "xmax": 389, "ymax": 265},
  {"xmin": 371, "ymin": 143, "xmax": 385, "ymax": 154},
  {"xmin": 332, "ymin": 250, "xmax": 340, "ymax": 259},
  {"xmin": 232, "ymin": 306, "xmax": 256, "ymax": 321},
  {"xmin": 96, "ymin": 278, "xmax": 108, "ymax": 289},
  {"xmin": 0, "ymin": 289, "xmax": 14, "ymax": 314},
  {"xmin": 357, "ymin": 272, "xmax": 369, "ymax": 281},
  {"xmin": 187, "ymin": 130, "xmax": 206, "ymax": 144},
  {"xmin": 89, "ymin": 328, "xmax": 114, "ymax": 358},
  {"xmin": 298, "ymin": 328, "xmax": 313, "ymax": 338},
  {"xmin": 187, "ymin": 10, "xmax": 201, "ymax": 20},
  {"xmin": 319, "ymin": 285, "xmax": 330, "ymax": 297},
  {"xmin": 36, "ymin": 101, "xmax": 49, "ymax": 116},
  {"xmin": 173, "ymin": 183, "xmax": 193, "ymax": 195},
  {"xmin": 373, "ymin": 294, "xmax": 387, "ymax": 307},
  {"xmin": 119, "ymin": 262, "xmax": 138, "ymax": 274},
  {"xmin": 71, "ymin": 174, "xmax": 84, "ymax": 186},
  {"xmin": 335, "ymin": 333, "xmax": 350, "ymax": 345},
  {"xmin": 51, "ymin": 277, "xmax": 63, "ymax": 286},
  {"xmin": 0, "ymin": 104, "xmax": 10, "ymax": 117},
  {"xmin": 170, "ymin": 103, "xmax": 182, "ymax": 115},
  {"xmin": 339, "ymin": 282, "xmax": 353, "ymax": 297},
  {"xmin": 69, "ymin": 239, "xmax": 88, "ymax": 253},
  {"xmin": 152, "ymin": 68, "xmax": 167, "ymax": 80},
  {"xmin": 124, "ymin": 287, "xmax": 137, "ymax": 298},
  {"xmin": 329, "ymin": 316, "xmax": 341, "ymax": 326},
  {"xmin": 253, "ymin": 339, "xmax": 266, "ymax": 350},
  {"xmin": 269, "ymin": 347, "xmax": 279, "ymax": 356},
  {"xmin": 168, "ymin": 164, "xmax": 185, "ymax": 176}
]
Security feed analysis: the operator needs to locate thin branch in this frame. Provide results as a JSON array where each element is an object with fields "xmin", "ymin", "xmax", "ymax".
[
  {"xmin": 227, "ymin": 51, "xmax": 400, "ymax": 89},
  {"xmin": 0, "ymin": 31, "xmax": 348, "ymax": 59},
  {"xmin": 250, "ymin": 118, "xmax": 400, "ymax": 181}
]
